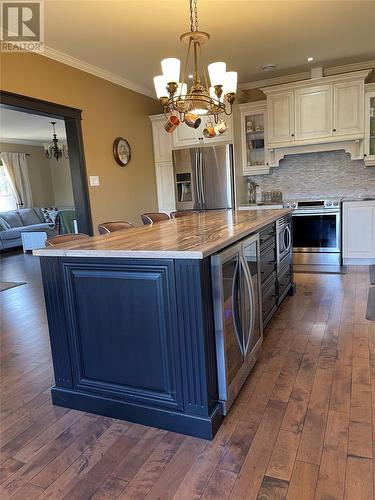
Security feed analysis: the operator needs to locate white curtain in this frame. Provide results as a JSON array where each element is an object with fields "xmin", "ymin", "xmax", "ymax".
[{"xmin": 0, "ymin": 152, "xmax": 33, "ymax": 208}]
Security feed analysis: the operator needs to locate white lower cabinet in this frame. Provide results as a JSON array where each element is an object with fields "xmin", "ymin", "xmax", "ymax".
[
  {"xmin": 155, "ymin": 162, "xmax": 175, "ymax": 214},
  {"xmin": 343, "ymin": 200, "xmax": 375, "ymax": 263}
]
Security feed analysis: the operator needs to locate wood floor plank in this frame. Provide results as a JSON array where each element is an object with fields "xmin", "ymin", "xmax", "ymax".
[
  {"xmin": 200, "ymin": 468, "xmax": 237, "ymax": 500},
  {"xmin": 118, "ymin": 433, "xmax": 185, "ymax": 500},
  {"xmin": 285, "ymin": 461, "xmax": 318, "ymax": 500},
  {"xmin": 61, "ymin": 434, "xmax": 138, "ymax": 500},
  {"xmin": 229, "ymin": 401, "xmax": 286, "ymax": 500},
  {"xmin": 314, "ymin": 410, "xmax": 350, "ymax": 500},
  {"xmin": 344, "ymin": 456, "xmax": 373, "ymax": 500},
  {"xmin": 143, "ymin": 437, "xmax": 206, "ymax": 499},
  {"xmin": 36, "ymin": 421, "xmax": 134, "ymax": 500},
  {"xmin": 111, "ymin": 428, "xmax": 166, "ymax": 482},
  {"xmin": 256, "ymin": 475, "xmax": 289, "ymax": 500},
  {"xmin": 266, "ymin": 429, "xmax": 300, "ymax": 482},
  {"xmin": 29, "ymin": 415, "xmax": 114, "ymax": 489},
  {"xmin": 91, "ymin": 476, "xmax": 128, "ymax": 499}
]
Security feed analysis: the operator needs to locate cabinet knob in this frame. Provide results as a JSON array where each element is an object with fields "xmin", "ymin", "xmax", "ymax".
[
  {"xmin": 333, "ymin": 128, "xmax": 336, "ymax": 132},
  {"xmin": 364, "ymin": 154, "xmax": 367, "ymax": 157},
  {"xmin": 291, "ymin": 134, "xmax": 294, "ymax": 138}
]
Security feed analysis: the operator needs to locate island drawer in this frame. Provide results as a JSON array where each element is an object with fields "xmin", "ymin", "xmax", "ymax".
[
  {"xmin": 262, "ymin": 275, "xmax": 278, "ymax": 329},
  {"xmin": 260, "ymin": 244, "xmax": 277, "ymax": 284},
  {"xmin": 259, "ymin": 223, "xmax": 276, "ymax": 249},
  {"xmin": 277, "ymin": 263, "xmax": 292, "ymax": 304}
]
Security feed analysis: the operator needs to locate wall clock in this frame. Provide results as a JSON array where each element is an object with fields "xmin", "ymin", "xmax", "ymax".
[{"xmin": 113, "ymin": 137, "xmax": 131, "ymax": 167}]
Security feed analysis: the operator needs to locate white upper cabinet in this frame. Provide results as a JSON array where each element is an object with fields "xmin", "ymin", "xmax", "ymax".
[
  {"xmin": 239, "ymin": 101, "xmax": 271, "ymax": 175},
  {"xmin": 262, "ymin": 70, "xmax": 370, "ymax": 151},
  {"xmin": 364, "ymin": 83, "xmax": 375, "ymax": 166},
  {"xmin": 171, "ymin": 114, "xmax": 233, "ymax": 149},
  {"xmin": 171, "ymin": 121, "xmax": 199, "ymax": 148},
  {"xmin": 267, "ymin": 92, "xmax": 294, "ymax": 145},
  {"xmin": 294, "ymin": 85, "xmax": 332, "ymax": 141},
  {"xmin": 333, "ymin": 81, "xmax": 364, "ymax": 137},
  {"xmin": 150, "ymin": 115, "xmax": 172, "ymax": 163}
]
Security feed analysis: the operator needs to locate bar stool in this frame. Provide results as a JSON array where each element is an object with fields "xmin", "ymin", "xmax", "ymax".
[
  {"xmin": 46, "ymin": 233, "xmax": 91, "ymax": 246},
  {"xmin": 98, "ymin": 221, "xmax": 134, "ymax": 234},
  {"xmin": 170, "ymin": 211, "xmax": 200, "ymax": 219},
  {"xmin": 141, "ymin": 212, "xmax": 170, "ymax": 225}
]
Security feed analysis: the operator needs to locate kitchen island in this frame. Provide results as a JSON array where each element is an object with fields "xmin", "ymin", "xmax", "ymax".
[{"xmin": 35, "ymin": 209, "xmax": 293, "ymax": 439}]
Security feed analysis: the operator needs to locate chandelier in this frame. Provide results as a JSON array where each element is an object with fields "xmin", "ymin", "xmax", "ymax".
[
  {"xmin": 44, "ymin": 122, "xmax": 69, "ymax": 162},
  {"xmin": 153, "ymin": 0, "xmax": 237, "ymax": 133}
]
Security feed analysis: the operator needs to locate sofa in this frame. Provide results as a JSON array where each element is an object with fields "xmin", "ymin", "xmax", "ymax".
[{"xmin": 0, "ymin": 208, "xmax": 57, "ymax": 250}]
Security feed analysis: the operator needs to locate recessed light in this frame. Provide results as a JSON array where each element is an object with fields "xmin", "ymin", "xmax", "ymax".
[
  {"xmin": 262, "ymin": 63, "xmax": 276, "ymax": 71},
  {"xmin": 188, "ymin": 74, "xmax": 193, "ymax": 79},
  {"xmin": 307, "ymin": 57, "xmax": 314, "ymax": 62}
]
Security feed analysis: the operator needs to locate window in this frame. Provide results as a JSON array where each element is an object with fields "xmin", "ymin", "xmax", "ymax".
[{"xmin": 0, "ymin": 161, "xmax": 17, "ymax": 211}]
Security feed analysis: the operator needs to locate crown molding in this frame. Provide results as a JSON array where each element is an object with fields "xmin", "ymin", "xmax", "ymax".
[
  {"xmin": 0, "ymin": 137, "xmax": 47, "ymax": 146},
  {"xmin": 239, "ymin": 72, "xmax": 311, "ymax": 91},
  {"xmin": 41, "ymin": 46, "xmax": 155, "ymax": 99},
  {"xmin": 239, "ymin": 60, "xmax": 375, "ymax": 91}
]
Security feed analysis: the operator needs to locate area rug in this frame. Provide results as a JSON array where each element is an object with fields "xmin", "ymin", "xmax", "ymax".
[
  {"xmin": 0, "ymin": 281, "xmax": 26, "ymax": 292},
  {"xmin": 366, "ymin": 287, "xmax": 375, "ymax": 321},
  {"xmin": 370, "ymin": 265, "xmax": 375, "ymax": 285}
]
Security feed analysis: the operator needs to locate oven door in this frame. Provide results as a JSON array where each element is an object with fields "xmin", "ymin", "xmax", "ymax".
[{"xmin": 292, "ymin": 210, "xmax": 340, "ymax": 253}]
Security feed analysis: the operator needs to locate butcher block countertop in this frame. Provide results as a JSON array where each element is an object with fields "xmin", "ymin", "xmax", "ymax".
[{"xmin": 34, "ymin": 209, "xmax": 292, "ymax": 260}]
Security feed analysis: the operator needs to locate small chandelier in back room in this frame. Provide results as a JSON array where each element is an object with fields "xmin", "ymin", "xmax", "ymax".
[
  {"xmin": 153, "ymin": 0, "xmax": 237, "ymax": 135},
  {"xmin": 44, "ymin": 122, "xmax": 69, "ymax": 162}
]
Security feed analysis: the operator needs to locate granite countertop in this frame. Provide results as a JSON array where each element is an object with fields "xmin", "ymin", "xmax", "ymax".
[
  {"xmin": 33, "ymin": 208, "xmax": 292, "ymax": 260},
  {"xmin": 341, "ymin": 197, "xmax": 375, "ymax": 202}
]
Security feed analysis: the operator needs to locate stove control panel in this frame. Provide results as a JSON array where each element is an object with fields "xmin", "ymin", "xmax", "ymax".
[
  {"xmin": 283, "ymin": 202, "xmax": 298, "ymax": 209},
  {"xmin": 324, "ymin": 200, "xmax": 340, "ymax": 208}
]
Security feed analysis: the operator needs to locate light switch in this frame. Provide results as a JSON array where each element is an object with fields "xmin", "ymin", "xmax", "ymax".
[{"xmin": 90, "ymin": 176, "xmax": 100, "ymax": 186}]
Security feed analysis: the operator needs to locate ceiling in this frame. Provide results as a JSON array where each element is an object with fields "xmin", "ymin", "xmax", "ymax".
[
  {"xmin": 41, "ymin": 0, "xmax": 375, "ymax": 96},
  {"xmin": 0, "ymin": 108, "xmax": 66, "ymax": 143}
]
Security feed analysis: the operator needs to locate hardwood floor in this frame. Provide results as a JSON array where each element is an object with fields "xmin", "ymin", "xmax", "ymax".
[{"xmin": 1, "ymin": 251, "xmax": 374, "ymax": 499}]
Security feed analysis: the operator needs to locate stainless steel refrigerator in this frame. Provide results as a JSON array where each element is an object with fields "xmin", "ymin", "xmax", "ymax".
[{"xmin": 172, "ymin": 144, "xmax": 234, "ymax": 211}]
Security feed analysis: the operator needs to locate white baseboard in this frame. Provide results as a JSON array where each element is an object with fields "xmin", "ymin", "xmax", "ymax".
[{"xmin": 343, "ymin": 258, "xmax": 375, "ymax": 265}]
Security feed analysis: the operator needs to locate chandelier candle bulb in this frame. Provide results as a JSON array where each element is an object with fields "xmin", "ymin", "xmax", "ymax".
[
  {"xmin": 208, "ymin": 62, "xmax": 227, "ymax": 87},
  {"xmin": 161, "ymin": 58, "xmax": 181, "ymax": 84},
  {"xmin": 223, "ymin": 71, "xmax": 238, "ymax": 96},
  {"xmin": 153, "ymin": 75, "xmax": 168, "ymax": 99}
]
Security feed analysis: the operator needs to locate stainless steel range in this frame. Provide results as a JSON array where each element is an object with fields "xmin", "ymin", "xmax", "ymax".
[{"xmin": 284, "ymin": 199, "xmax": 342, "ymax": 271}]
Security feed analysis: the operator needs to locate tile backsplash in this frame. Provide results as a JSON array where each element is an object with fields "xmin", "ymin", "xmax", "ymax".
[{"xmin": 245, "ymin": 151, "xmax": 375, "ymax": 201}]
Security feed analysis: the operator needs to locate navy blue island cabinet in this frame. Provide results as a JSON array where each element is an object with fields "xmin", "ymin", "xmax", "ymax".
[
  {"xmin": 40, "ymin": 255, "xmax": 222, "ymax": 439},
  {"xmin": 37, "ymin": 209, "xmax": 293, "ymax": 440}
]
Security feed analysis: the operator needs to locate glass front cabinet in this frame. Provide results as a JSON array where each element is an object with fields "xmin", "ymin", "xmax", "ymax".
[
  {"xmin": 240, "ymin": 102, "xmax": 272, "ymax": 175},
  {"xmin": 364, "ymin": 83, "xmax": 375, "ymax": 167}
]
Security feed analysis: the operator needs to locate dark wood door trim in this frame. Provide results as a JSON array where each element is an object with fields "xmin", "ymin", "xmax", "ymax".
[{"xmin": 0, "ymin": 90, "xmax": 93, "ymax": 235}]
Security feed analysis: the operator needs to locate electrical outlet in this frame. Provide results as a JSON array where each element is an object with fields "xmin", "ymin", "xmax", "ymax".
[{"xmin": 89, "ymin": 176, "xmax": 100, "ymax": 186}]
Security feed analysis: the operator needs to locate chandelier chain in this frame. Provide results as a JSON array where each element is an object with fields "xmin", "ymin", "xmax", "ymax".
[{"xmin": 189, "ymin": 0, "xmax": 198, "ymax": 31}]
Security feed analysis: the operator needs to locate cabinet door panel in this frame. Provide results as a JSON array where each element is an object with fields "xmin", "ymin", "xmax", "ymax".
[
  {"xmin": 334, "ymin": 81, "xmax": 364, "ymax": 136},
  {"xmin": 155, "ymin": 162, "xmax": 175, "ymax": 213},
  {"xmin": 295, "ymin": 85, "xmax": 332, "ymax": 140},
  {"xmin": 267, "ymin": 92, "xmax": 294, "ymax": 144},
  {"xmin": 63, "ymin": 261, "xmax": 183, "ymax": 410},
  {"xmin": 343, "ymin": 202, "xmax": 375, "ymax": 258},
  {"xmin": 151, "ymin": 118, "xmax": 173, "ymax": 162},
  {"xmin": 172, "ymin": 122, "xmax": 198, "ymax": 148}
]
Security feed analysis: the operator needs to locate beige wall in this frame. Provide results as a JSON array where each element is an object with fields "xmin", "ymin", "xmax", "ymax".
[
  {"xmin": 0, "ymin": 142, "xmax": 55, "ymax": 206},
  {"xmin": 47, "ymin": 154, "xmax": 74, "ymax": 207},
  {"xmin": 1, "ymin": 52, "xmax": 161, "ymax": 229}
]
